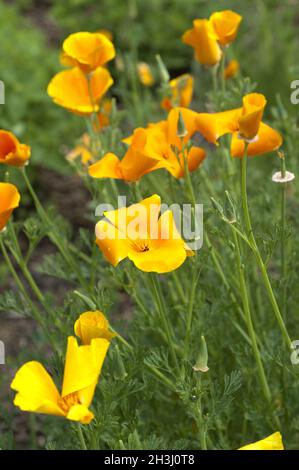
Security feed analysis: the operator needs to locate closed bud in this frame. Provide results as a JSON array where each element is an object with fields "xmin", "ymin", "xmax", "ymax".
[
  {"xmin": 193, "ymin": 335, "xmax": 209, "ymax": 373},
  {"xmin": 156, "ymin": 54, "xmax": 170, "ymax": 83},
  {"xmin": 177, "ymin": 111, "xmax": 188, "ymax": 138},
  {"xmin": 113, "ymin": 344, "xmax": 128, "ymax": 380},
  {"xmin": 211, "ymin": 197, "xmax": 224, "ymax": 217}
]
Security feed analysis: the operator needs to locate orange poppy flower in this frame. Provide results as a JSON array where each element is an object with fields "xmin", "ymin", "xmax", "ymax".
[
  {"xmin": 137, "ymin": 62, "xmax": 155, "ymax": 87},
  {"xmin": 0, "ymin": 182, "xmax": 21, "ymax": 231},
  {"xmin": 0, "ymin": 130, "xmax": 31, "ymax": 167},
  {"xmin": 89, "ymin": 108, "xmax": 205, "ymax": 181},
  {"xmin": 209, "ymin": 10, "xmax": 242, "ymax": 46},
  {"xmin": 195, "ymin": 93, "xmax": 282, "ymax": 157},
  {"xmin": 60, "ymin": 32, "xmax": 115, "ymax": 73},
  {"xmin": 182, "ymin": 19, "xmax": 222, "ymax": 67},
  {"xmin": 67, "ymin": 133, "xmax": 94, "ymax": 165},
  {"xmin": 224, "ymin": 59, "xmax": 240, "ymax": 79},
  {"xmin": 161, "ymin": 74, "xmax": 193, "ymax": 111},
  {"xmin": 47, "ymin": 67, "xmax": 113, "ymax": 115},
  {"xmin": 95, "ymin": 194, "xmax": 192, "ymax": 273},
  {"xmin": 238, "ymin": 93, "xmax": 266, "ymax": 140}
]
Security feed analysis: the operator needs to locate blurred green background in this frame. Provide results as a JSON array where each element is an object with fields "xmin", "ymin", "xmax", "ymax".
[{"xmin": 1, "ymin": 0, "xmax": 298, "ymax": 172}]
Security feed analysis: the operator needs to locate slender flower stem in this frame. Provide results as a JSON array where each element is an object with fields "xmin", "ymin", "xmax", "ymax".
[
  {"xmin": 183, "ymin": 266, "xmax": 199, "ymax": 360},
  {"xmin": 171, "ymin": 271, "xmax": 187, "ymax": 305},
  {"xmin": 280, "ymin": 158, "xmax": 287, "ymax": 318},
  {"xmin": 77, "ymin": 424, "xmax": 87, "ymax": 450},
  {"xmin": 0, "ymin": 235, "xmax": 57, "ymax": 350},
  {"xmin": 220, "ymin": 50, "xmax": 226, "ymax": 95},
  {"xmin": 195, "ymin": 375, "xmax": 207, "ymax": 450},
  {"xmin": 231, "ymin": 228, "xmax": 272, "ymax": 404},
  {"xmin": 21, "ymin": 167, "xmax": 88, "ymax": 290},
  {"xmin": 149, "ymin": 273, "xmax": 179, "ymax": 368},
  {"xmin": 181, "ymin": 145, "xmax": 253, "ymax": 346},
  {"xmin": 240, "ymin": 147, "xmax": 291, "ymax": 348}
]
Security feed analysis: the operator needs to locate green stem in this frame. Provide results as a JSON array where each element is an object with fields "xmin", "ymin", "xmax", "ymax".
[
  {"xmin": 195, "ymin": 376, "xmax": 207, "ymax": 450},
  {"xmin": 0, "ymin": 235, "xmax": 57, "ymax": 350},
  {"xmin": 231, "ymin": 228, "xmax": 272, "ymax": 404},
  {"xmin": 21, "ymin": 167, "xmax": 88, "ymax": 290},
  {"xmin": 220, "ymin": 50, "xmax": 226, "ymax": 95},
  {"xmin": 77, "ymin": 424, "xmax": 87, "ymax": 450},
  {"xmin": 281, "ymin": 180, "xmax": 287, "ymax": 318},
  {"xmin": 148, "ymin": 273, "xmax": 179, "ymax": 368},
  {"xmin": 184, "ymin": 266, "xmax": 199, "ymax": 359},
  {"xmin": 240, "ymin": 149, "xmax": 292, "ymax": 348},
  {"xmin": 171, "ymin": 271, "xmax": 187, "ymax": 305}
]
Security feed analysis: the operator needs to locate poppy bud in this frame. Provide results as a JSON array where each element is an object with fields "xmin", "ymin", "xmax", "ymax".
[
  {"xmin": 193, "ymin": 335, "xmax": 209, "ymax": 373},
  {"xmin": 156, "ymin": 54, "xmax": 170, "ymax": 83},
  {"xmin": 177, "ymin": 111, "xmax": 188, "ymax": 138},
  {"xmin": 113, "ymin": 345, "xmax": 128, "ymax": 380}
]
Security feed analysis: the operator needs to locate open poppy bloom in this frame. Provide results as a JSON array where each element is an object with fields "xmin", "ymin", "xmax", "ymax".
[
  {"xmin": 195, "ymin": 93, "xmax": 282, "ymax": 157},
  {"xmin": 89, "ymin": 107, "xmax": 205, "ymax": 181},
  {"xmin": 238, "ymin": 432, "xmax": 284, "ymax": 450},
  {"xmin": 182, "ymin": 19, "xmax": 222, "ymax": 67},
  {"xmin": 61, "ymin": 32, "xmax": 115, "ymax": 73},
  {"xmin": 95, "ymin": 194, "xmax": 192, "ymax": 273},
  {"xmin": 224, "ymin": 59, "xmax": 240, "ymax": 79},
  {"xmin": 47, "ymin": 66, "xmax": 113, "ymax": 115},
  {"xmin": 74, "ymin": 311, "xmax": 116, "ymax": 345},
  {"xmin": 209, "ymin": 10, "xmax": 242, "ymax": 46},
  {"xmin": 0, "ymin": 182, "xmax": 21, "ymax": 231},
  {"xmin": 11, "ymin": 336, "xmax": 110, "ymax": 424},
  {"xmin": 161, "ymin": 74, "xmax": 193, "ymax": 111},
  {"xmin": 0, "ymin": 130, "xmax": 31, "ymax": 167},
  {"xmin": 137, "ymin": 62, "xmax": 154, "ymax": 87}
]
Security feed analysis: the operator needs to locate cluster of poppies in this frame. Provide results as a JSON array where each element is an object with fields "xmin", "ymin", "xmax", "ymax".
[{"xmin": 0, "ymin": 9, "xmax": 286, "ymax": 450}]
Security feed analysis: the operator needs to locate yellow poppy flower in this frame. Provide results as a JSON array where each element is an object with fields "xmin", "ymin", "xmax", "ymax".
[
  {"xmin": 95, "ymin": 194, "xmax": 192, "ymax": 273},
  {"xmin": 67, "ymin": 133, "xmax": 93, "ymax": 165},
  {"xmin": 161, "ymin": 74, "xmax": 193, "ymax": 111},
  {"xmin": 11, "ymin": 336, "xmax": 110, "ymax": 424},
  {"xmin": 224, "ymin": 59, "xmax": 240, "ymax": 79},
  {"xmin": 195, "ymin": 93, "xmax": 282, "ymax": 157},
  {"xmin": 0, "ymin": 182, "xmax": 21, "ymax": 231},
  {"xmin": 239, "ymin": 432, "xmax": 284, "ymax": 450},
  {"xmin": 74, "ymin": 311, "xmax": 116, "ymax": 345},
  {"xmin": 209, "ymin": 10, "xmax": 242, "ymax": 46},
  {"xmin": 47, "ymin": 66, "xmax": 113, "ymax": 115},
  {"xmin": 60, "ymin": 32, "xmax": 115, "ymax": 73},
  {"xmin": 182, "ymin": 19, "xmax": 222, "ymax": 67},
  {"xmin": 89, "ymin": 108, "xmax": 205, "ymax": 182},
  {"xmin": 0, "ymin": 130, "xmax": 31, "ymax": 167},
  {"xmin": 137, "ymin": 62, "xmax": 155, "ymax": 87}
]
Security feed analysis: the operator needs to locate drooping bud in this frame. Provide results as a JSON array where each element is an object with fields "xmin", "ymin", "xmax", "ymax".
[
  {"xmin": 177, "ymin": 111, "xmax": 188, "ymax": 138},
  {"xmin": 155, "ymin": 54, "xmax": 170, "ymax": 83},
  {"xmin": 193, "ymin": 335, "xmax": 209, "ymax": 373},
  {"xmin": 113, "ymin": 344, "xmax": 128, "ymax": 380}
]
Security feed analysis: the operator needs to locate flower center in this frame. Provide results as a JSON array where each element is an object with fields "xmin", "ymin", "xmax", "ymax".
[{"xmin": 58, "ymin": 392, "xmax": 80, "ymax": 413}]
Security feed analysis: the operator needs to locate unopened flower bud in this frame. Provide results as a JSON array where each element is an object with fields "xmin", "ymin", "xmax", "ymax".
[
  {"xmin": 193, "ymin": 335, "xmax": 209, "ymax": 373},
  {"xmin": 177, "ymin": 111, "xmax": 188, "ymax": 138},
  {"xmin": 113, "ymin": 345, "xmax": 128, "ymax": 380},
  {"xmin": 156, "ymin": 54, "xmax": 169, "ymax": 83}
]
